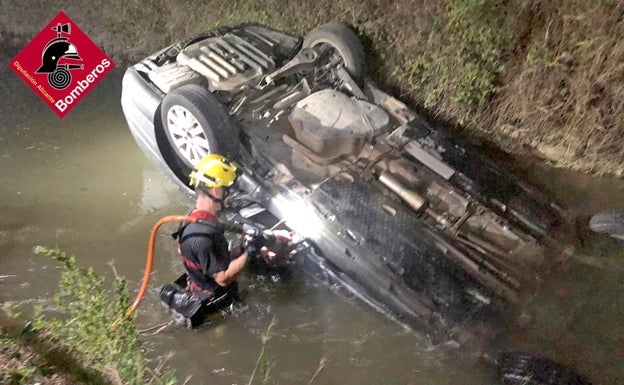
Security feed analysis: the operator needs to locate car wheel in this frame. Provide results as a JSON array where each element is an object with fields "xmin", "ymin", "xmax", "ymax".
[
  {"xmin": 302, "ymin": 22, "xmax": 366, "ymax": 85},
  {"xmin": 589, "ymin": 208, "xmax": 624, "ymax": 240},
  {"xmin": 498, "ymin": 352, "xmax": 591, "ymax": 385},
  {"xmin": 161, "ymin": 84, "xmax": 239, "ymax": 168}
]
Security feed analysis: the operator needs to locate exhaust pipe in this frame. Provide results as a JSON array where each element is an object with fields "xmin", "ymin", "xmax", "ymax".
[{"xmin": 378, "ymin": 171, "xmax": 426, "ymax": 212}]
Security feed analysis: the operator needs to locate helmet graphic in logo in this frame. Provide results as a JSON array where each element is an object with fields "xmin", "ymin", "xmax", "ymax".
[{"xmin": 35, "ymin": 23, "xmax": 84, "ymax": 90}]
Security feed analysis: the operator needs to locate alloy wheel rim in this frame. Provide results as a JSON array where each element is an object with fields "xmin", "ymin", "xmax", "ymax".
[{"xmin": 166, "ymin": 105, "xmax": 211, "ymax": 165}]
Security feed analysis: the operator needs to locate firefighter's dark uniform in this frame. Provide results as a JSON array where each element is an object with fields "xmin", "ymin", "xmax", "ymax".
[
  {"xmin": 177, "ymin": 210, "xmax": 231, "ymax": 300},
  {"xmin": 161, "ymin": 209, "xmax": 237, "ymax": 327}
]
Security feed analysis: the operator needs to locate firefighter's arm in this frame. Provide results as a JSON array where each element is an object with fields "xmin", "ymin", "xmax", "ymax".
[{"xmin": 213, "ymin": 253, "xmax": 248, "ymax": 287}]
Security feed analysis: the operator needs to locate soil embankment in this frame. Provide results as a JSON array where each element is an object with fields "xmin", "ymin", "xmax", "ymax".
[{"xmin": 2, "ymin": 0, "xmax": 623, "ymax": 175}]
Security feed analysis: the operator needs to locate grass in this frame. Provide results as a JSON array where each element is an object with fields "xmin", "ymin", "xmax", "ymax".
[
  {"xmin": 406, "ymin": 0, "xmax": 526, "ymax": 122},
  {"xmin": 488, "ymin": 1, "xmax": 624, "ymax": 175},
  {"xmin": 2, "ymin": 247, "xmax": 177, "ymax": 385},
  {"xmin": 0, "ymin": 330, "xmax": 45, "ymax": 385},
  {"xmin": 247, "ymin": 316, "xmax": 277, "ymax": 385}
]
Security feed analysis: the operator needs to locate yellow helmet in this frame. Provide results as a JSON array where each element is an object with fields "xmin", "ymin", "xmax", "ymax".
[{"xmin": 188, "ymin": 154, "xmax": 238, "ymax": 189}]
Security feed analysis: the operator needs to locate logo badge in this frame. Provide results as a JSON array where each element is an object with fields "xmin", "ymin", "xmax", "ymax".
[{"xmin": 8, "ymin": 11, "xmax": 114, "ymax": 117}]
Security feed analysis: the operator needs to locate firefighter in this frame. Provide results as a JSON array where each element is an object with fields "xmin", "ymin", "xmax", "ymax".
[
  {"xmin": 182, "ymin": 154, "xmax": 247, "ymax": 292},
  {"xmin": 162, "ymin": 154, "xmax": 267, "ymax": 326}
]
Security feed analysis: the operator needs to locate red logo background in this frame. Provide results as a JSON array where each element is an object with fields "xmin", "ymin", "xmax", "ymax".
[{"xmin": 8, "ymin": 11, "xmax": 114, "ymax": 118}]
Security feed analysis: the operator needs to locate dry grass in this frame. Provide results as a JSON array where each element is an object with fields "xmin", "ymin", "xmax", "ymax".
[
  {"xmin": 1, "ymin": 327, "xmax": 81, "ymax": 385},
  {"xmin": 489, "ymin": 1, "xmax": 624, "ymax": 175},
  {"xmin": 1, "ymin": 0, "xmax": 623, "ymax": 175}
]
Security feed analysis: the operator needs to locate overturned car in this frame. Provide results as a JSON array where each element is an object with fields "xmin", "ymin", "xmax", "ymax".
[{"xmin": 121, "ymin": 23, "xmax": 589, "ymax": 384}]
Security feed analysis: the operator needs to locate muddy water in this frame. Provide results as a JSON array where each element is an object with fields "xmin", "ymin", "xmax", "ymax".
[{"xmin": 1, "ymin": 69, "xmax": 622, "ymax": 385}]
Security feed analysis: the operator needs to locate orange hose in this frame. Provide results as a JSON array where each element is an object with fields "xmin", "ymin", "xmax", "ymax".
[{"xmin": 127, "ymin": 215, "xmax": 198, "ymax": 315}]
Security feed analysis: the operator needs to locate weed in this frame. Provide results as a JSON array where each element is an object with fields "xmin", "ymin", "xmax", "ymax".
[
  {"xmin": 0, "ymin": 330, "xmax": 40, "ymax": 385},
  {"xmin": 248, "ymin": 316, "xmax": 277, "ymax": 385},
  {"xmin": 3, "ymin": 246, "xmax": 177, "ymax": 385},
  {"xmin": 408, "ymin": 0, "xmax": 525, "ymax": 123}
]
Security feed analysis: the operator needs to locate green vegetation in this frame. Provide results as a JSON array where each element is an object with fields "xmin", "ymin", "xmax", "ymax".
[
  {"xmin": 2, "ymin": 0, "xmax": 622, "ymax": 174},
  {"xmin": 2, "ymin": 247, "xmax": 176, "ymax": 385},
  {"xmin": 248, "ymin": 316, "xmax": 277, "ymax": 385},
  {"xmin": 1, "ymin": 329, "xmax": 58, "ymax": 385},
  {"xmin": 407, "ymin": 0, "xmax": 525, "ymax": 121}
]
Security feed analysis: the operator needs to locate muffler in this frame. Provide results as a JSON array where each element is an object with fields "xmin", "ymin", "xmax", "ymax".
[{"xmin": 378, "ymin": 171, "xmax": 426, "ymax": 212}]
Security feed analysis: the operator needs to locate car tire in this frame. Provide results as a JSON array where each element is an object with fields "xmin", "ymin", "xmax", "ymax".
[
  {"xmin": 161, "ymin": 84, "xmax": 239, "ymax": 168},
  {"xmin": 589, "ymin": 208, "xmax": 624, "ymax": 239},
  {"xmin": 302, "ymin": 22, "xmax": 366, "ymax": 85},
  {"xmin": 498, "ymin": 352, "xmax": 591, "ymax": 385}
]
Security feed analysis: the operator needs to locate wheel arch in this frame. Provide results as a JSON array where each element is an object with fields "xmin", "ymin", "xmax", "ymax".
[{"xmin": 302, "ymin": 22, "xmax": 366, "ymax": 85}]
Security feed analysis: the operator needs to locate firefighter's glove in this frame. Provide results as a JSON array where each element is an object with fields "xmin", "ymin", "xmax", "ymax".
[
  {"xmin": 244, "ymin": 229, "xmax": 265, "ymax": 257},
  {"xmin": 260, "ymin": 230, "xmax": 298, "ymax": 261}
]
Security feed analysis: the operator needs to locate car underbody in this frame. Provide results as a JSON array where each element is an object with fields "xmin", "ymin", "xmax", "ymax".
[{"xmin": 121, "ymin": 23, "xmax": 589, "ymax": 384}]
